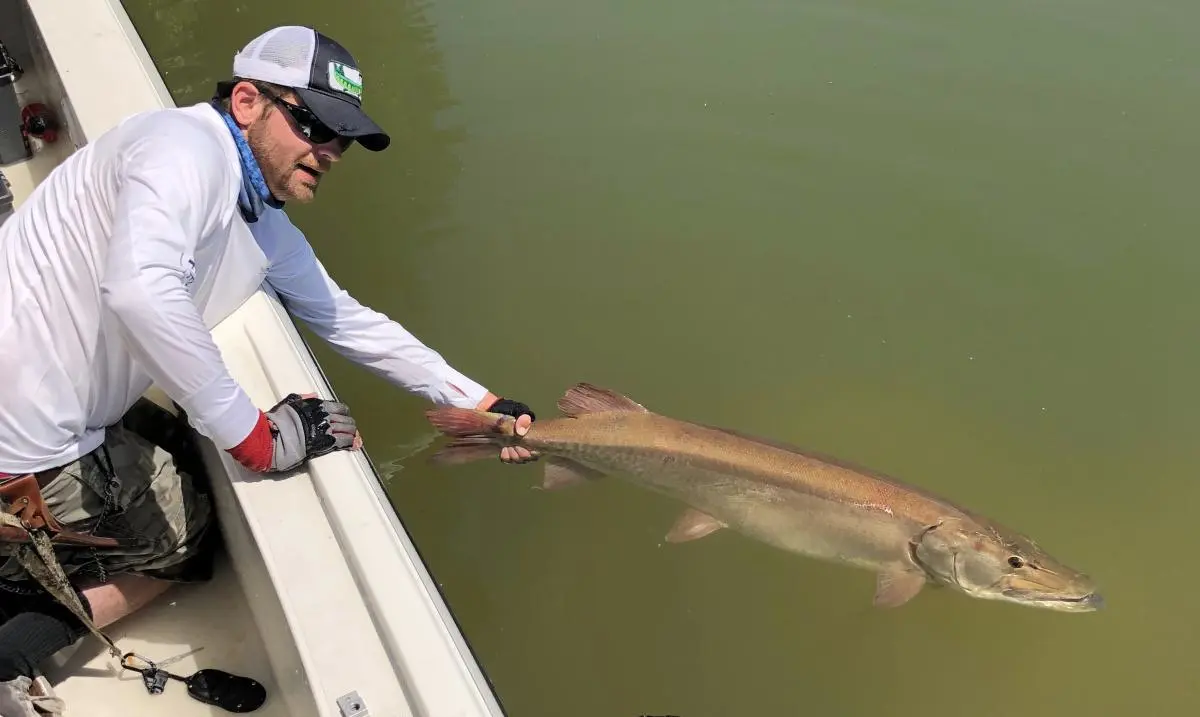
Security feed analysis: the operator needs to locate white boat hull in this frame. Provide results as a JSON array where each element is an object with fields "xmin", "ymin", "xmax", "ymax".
[{"xmin": 2, "ymin": 2, "xmax": 506, "ymax": 715}]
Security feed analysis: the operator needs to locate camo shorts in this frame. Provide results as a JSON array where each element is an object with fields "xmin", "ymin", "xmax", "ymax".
[{"xmin": 0, "ymin": 401, "xmax": 214, "ymax": 586}]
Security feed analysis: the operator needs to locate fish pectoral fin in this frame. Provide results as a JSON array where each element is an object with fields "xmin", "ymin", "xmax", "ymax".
[
  {"xmin": 665, "ymin": 508, "xmax": 726, "ymax": 543},
  {"xmin": 540, "ymin": 458, "xmax": 606, "ymax": 490},
  {"xmin": 873, "ymin": 568, "xmax": 926, "ymax": 608}
]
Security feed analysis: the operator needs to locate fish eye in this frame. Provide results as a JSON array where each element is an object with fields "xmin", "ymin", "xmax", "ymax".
[{"xmin": 1008, "ymin": 556, "xmax": 1025, "ymax": 568}]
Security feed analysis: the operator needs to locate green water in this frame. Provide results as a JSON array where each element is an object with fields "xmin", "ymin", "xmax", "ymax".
[{"xmin": 122, "ymin": 1, "xmax": 1200, "ymax": 714}]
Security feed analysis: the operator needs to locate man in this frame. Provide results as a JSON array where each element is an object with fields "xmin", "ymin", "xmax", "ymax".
[{"xmin": 0, "ymin": 24, "xmax": 535, "ymax": 699}]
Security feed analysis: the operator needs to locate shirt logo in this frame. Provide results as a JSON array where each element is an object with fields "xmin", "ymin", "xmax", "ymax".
[{"xmin": 180, "ymin": 254, "xmax": 196, "ymax": 287}]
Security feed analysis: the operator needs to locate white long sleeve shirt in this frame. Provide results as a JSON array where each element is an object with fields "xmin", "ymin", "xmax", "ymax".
[{"xmin": 0, "ymin": 101, "xmax": 488, "ymax": 474}]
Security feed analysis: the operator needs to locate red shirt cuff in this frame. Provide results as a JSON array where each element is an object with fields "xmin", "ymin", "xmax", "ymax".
[{"xmin": 228, "ymin": 411, "xmax": 273, "ymax": 472}]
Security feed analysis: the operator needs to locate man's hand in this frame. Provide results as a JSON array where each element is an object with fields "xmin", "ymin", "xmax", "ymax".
[
  {"xmin": 228, "ymin": 393, "xmax": 359, "ymax": 473},
  {"xmin": 477, "ymin": 394, "xmax": 537, "ymax": 464},
  {"xmin": 264, "ymin": 393, "xmax": 358, "ymax": 471}
]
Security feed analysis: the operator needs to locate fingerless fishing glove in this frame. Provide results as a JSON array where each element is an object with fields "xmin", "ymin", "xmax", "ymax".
[
  {"xmin": 229, "ymin": 394, "xmax": 357, "ymax": 472},
  {"xmin": 485, "ymin": 398, "xmax": 536, "ymax": 422}
]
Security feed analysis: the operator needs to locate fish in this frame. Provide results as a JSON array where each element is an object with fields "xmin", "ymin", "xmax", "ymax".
[{"xmin": 424, "ymin": 382, "xmax": 1102, "ymax": 613}]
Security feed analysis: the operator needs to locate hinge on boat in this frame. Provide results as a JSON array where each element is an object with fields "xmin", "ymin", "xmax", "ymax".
[{"xmin": 336, "ymin": 690, "xmax": 369, "ymax": 717}]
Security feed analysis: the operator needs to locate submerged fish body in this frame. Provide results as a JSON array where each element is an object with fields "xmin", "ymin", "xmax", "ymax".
[
  {"xmin": 525, "ymin": 412, "xmax": 930, "ymax": 569},
  {"xmin": 426, "ymin": 383, "xmax": 1102, "ymax": 613}
]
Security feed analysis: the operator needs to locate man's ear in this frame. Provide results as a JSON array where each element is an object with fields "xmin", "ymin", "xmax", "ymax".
[{"xmin": 228, "ymin": 81, "xmax": 265, "ymax": 127}]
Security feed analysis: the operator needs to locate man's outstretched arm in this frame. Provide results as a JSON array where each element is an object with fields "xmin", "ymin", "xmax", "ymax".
[{"xmin": 259, "ymin": 212, "xmax": 536, "ymax": 461}]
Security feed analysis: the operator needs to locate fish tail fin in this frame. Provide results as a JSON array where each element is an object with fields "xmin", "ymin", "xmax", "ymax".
[
  {"xmin": 425, "ymin": 407, "xmax": 516, "ymax": 464},
  {"xmin": 426, "ymin": 407, "xmax": 514, "ymax": 438}
]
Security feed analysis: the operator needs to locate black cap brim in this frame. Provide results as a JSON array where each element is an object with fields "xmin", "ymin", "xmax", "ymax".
[{"xmin": 295, "ymin": 87, "xmax": 390, "ymax": 152}]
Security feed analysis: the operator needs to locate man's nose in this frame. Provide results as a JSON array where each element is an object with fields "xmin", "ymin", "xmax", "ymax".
[{"xmin": 316, "ymin": 138, "xmax": 347, "ymax": 163}]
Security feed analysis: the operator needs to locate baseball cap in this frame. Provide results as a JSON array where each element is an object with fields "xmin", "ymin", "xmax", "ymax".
[{"xmin": 228, "ymin": 25, "xmax": 390, "ymax": 151}]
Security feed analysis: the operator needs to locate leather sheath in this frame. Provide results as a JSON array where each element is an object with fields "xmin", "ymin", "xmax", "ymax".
[{"xmin": 0, "ymin": 472, "xmax": 128, "ymax": 548}]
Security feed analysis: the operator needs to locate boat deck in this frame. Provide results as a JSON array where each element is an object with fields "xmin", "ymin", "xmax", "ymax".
[
  {"xmin": 43, "ymin": 555, "xmax": 291, "ymax": 717},
  {"xmin": 1, "ymin": 130, "xmax": 69, "ymax": 203}
]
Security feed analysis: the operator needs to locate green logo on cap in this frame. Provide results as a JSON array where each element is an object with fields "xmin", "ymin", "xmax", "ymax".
[{"xmin": 328, "ymin": 62, "xmax": 363, "ymax": 100}]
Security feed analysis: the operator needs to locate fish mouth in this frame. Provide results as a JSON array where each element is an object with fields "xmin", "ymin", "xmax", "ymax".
[{"xmin": 1001, "ymin": 589, "xmax": 1104, "ymax": 612}]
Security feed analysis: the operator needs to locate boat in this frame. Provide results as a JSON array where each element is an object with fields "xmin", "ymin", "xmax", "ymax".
[{"xmin": 0, "ymin": 1, "xmax": 507, "ymax": 715}]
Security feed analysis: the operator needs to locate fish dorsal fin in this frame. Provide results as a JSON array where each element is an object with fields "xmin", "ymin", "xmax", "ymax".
[{"xmin": 557, "ymin": 383, "xmax": 649, "ymax": 417}]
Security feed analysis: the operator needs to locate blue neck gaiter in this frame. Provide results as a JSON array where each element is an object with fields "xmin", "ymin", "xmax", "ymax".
[{"xmin": 210, "ymin": 100, "xmax": 284, "ymax": 223}]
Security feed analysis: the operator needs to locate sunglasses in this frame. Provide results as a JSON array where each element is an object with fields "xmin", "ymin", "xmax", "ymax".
[{"xmin": 262, "ymin": 90, "xmax": 347, "ymax": 147}]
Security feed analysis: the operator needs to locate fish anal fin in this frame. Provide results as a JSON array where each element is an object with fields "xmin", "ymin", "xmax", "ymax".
[
  {"xmin": 541, "ymin": 457, "xmax": 606, "ymax": 490},
  {"xmin": 557, "ymin": 383, "xmax": 649, "ymax": 417},
  {"xmin": 873, "ymin": 568, "xmax": 926, "ymax": 608},
  {"xmin": 665, "ymin": 508, "xmax": 726, "ymax": 543}
]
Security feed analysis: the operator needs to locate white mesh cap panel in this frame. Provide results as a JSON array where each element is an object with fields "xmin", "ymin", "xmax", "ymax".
[{"xmin": 231, "ymin": 26, "xmax": 316, "ymax": 88}]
